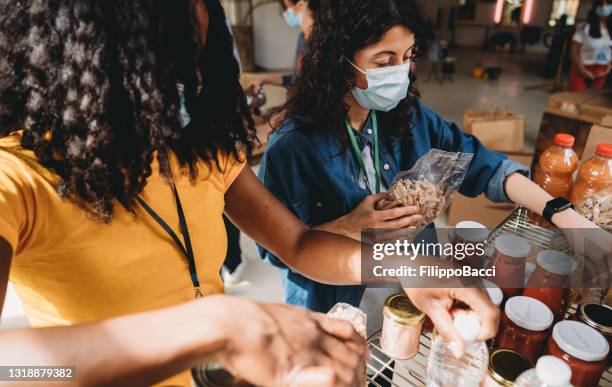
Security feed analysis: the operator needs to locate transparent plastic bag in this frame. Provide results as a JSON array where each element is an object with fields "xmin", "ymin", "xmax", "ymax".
[
  {"xmin": 376, "ymin": 149, "xmax": 473, "ymax": 226},
  {"xmin": 575, "ymin": 186, "xmax": 612, "ymax": 233}
]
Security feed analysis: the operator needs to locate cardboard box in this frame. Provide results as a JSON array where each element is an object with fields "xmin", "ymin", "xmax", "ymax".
[
  {"xmin": 547, "ymin": 90, "xmax": 612, "ymax": 124},
  {"xmin": 446, "ymin": 152, "xmax": 533, "ymax": 228},
  {"xmin": 581, "ymin": 123, "xmax": 612, "ymax": 162},
  {"xmin": 462, "ymin": 110, "xmax": 525, "ymax": 152}
]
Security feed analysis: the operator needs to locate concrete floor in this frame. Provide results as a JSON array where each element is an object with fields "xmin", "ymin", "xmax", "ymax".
[{"xmin": 1, "ymin": 48, "xmax": 555, "ymax": 326}]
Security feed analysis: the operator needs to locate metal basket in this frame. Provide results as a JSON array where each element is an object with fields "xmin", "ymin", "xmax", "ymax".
[{"xmin": 366, "ymin": 207, "xmax": 612, "ymax": 386}]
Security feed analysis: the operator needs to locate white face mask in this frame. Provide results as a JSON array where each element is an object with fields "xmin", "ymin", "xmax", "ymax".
[
  {"xmin": 283, "ymin": 8, "xmax": 303, "ymax": 29},
  {"xmin": 348, "ymin": 58, "xmax": 411, "ymax": 112},
  {"xmin": 596, "ymin": 4, "xmax": 612, "ymax": 18}
]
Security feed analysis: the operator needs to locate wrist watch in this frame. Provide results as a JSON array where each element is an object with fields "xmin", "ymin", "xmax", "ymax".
[{"xmin": 543, "ymin": 197, "xmax": 574, "ymax": 224}]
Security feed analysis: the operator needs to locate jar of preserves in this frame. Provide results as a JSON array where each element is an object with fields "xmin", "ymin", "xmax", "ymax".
[
  {"xmin": 571, "ymin": 144, "xmax": 612, "ymax": 205},
  {"xmin": 523, "ymin": 250, "xmax": 576, "ymax": 322},
  {"xmin": 451, "ymin": 220, "xmax": 489, "ymax": 269},
  {"xmin": 531, "ymin": 134, "xmax": 579, "ymax": 227},
  {"xmin": 575, "ymin": 303, "xmax": 612, "ymax": 364},
  {"xmin": 495, "ymin": 296, "xmax": 554, "ymax": 364},
  {"xmin": 487, "ymin": 234, "xmax": 532, "ymax": 299},
  {"xmin": 547, "ymin": 320, "xmax": 609, "ymax": 386},
  {"xmin": 380, "ymin": 294, "xmax": 424, "ymax": 359},
  {"xmin": 483, "ymin": 280, "xmax": 503, "ymax": 307},
  {"xmin": 482, "ymin": 348, "xmax": 532, "ymax": 387},
  {"xmin": 514, "ymin": 355, "xmax": 572, "ymax": 387}
]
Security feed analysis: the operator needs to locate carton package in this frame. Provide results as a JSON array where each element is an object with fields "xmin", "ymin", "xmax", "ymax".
[
  {"xmin": 446, "ymin": 152, "xmax": 533, "ymax": 228},
  {"xmin": 462, "ymin": 110, "xmax": 525, "ymax": 153}
]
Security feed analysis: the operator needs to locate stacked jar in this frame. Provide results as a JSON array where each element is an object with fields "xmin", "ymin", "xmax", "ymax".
[
  {"xmin": 523, "ymin": 250, "xmax": 576, "ymax": 322},
  {"xmin": 450, "ymin": 220, "xmax": 489, "ymax": 269},
  {"xmin": 547, "ymin": 320, "xmax": 609, "ymax": 386},
  {"xmin": 486, "ymin": 234, "xmax": 532, "ymax": 300},
  {"xmin": 495, "ymin": 296, "xmax": 554, "ymax": 364},
  {"xmin": 380, "ymin": 294, "xmax": 425, "ymax": 359}
]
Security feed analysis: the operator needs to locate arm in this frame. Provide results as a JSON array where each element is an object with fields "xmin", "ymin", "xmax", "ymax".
[
  {"xmin": 0, "ymin": 237, "xmax": 364, "ymax": 387},
  {"xmin": 570, "ymin": 41, "xmax": 594, "ymax": 79},
  {"xmin": 248, "ymin": 74, "xmax": 286, "ymax": 89}
]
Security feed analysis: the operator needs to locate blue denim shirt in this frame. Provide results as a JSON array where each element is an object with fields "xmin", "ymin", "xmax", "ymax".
[{"xmin": 257, "ymin": 102, "xmax": 529, "ymax": 313}]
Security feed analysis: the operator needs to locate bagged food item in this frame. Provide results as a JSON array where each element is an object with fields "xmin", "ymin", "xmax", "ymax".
[
  {"xmin": 327, "ymin": 302, "xmax": 367, "ymax": 338},
  {"xmin": 575, "ymin": 186, "xmax": 612, "ymax": 232},
  {"xmin": 376, "ymin": 150, "xmax": 473, "ymax": 227}
]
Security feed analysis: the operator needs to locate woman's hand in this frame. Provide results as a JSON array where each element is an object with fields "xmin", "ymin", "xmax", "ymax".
[
  {"xmin": 215, "ymin": 296, "xmax": 367, "ymax": 387},
  {"xmin": 324, "ymin": 193, "xmax": 423, "ymax": 240},
  {"xmin": 403, "ymin": 287, "xmax": 499, "ymax": 357}
]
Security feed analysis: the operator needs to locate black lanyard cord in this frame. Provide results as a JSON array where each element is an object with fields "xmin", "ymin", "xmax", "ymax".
[{"xmin": 137, "ymin": 185, "xmax": 203, "ymax": 298}]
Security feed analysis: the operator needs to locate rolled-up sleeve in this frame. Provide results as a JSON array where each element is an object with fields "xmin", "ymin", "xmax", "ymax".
[{"xmin": 485, "ymin": 159, "xmax": 530, "ymax": 203}]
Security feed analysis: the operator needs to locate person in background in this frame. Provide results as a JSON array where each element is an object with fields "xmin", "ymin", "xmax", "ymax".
[
  {"xmin": 0, "ymin": 0, "xmax": 504, "ymax": 385},
  {"xmin": 568, "ymin": 0, "xmax": 611, "ymax": 91},
  {"xmin": 248, "ymin": 0, "xmax": 317, "ymax": 90},
  {"xmin": 258, "ymin": 0, "xmax": 608, "ymax": 336}
]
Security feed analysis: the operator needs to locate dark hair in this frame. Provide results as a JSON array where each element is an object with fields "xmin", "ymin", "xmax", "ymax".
[
  {"xmin": 587, "ymin": 0, "xmax": 605, "ymax": 38},
  {"xmin": 0, "ymin": 0, "xmax": 256, "ymax": 220},
  {"xmin": 279, "ymin": 0, "xmax": 427, "ymax": 146}
]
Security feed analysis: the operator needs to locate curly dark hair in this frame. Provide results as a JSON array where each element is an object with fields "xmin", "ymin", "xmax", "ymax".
[
  {"xmin": 0, "ymin": 0, "xmax": 256, "ymax": 219},
  {"xmin": 280, "ymin": 0, "xmax": 427, "ymax": 145}
]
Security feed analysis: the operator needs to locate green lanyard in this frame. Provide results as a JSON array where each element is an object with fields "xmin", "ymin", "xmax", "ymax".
[{"xmin": 345, "ymin": 111, "xmax": 381, "ymax": 194}]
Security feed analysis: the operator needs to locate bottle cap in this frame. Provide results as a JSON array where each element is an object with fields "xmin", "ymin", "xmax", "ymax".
[
  {"xmin": 552, "ymin": 320, "xmax": 609, "ymax": 362},
  {"xmin": 505, "ymin": 296, "xmax": 553, "ymax": 332},
  {"xmin": 536, "ymin": 250, "xmax": 576, "ymax": 276},
  {"xmin": 535, "ymin": 356, "xmax": 572, "ymax": 386},
  {"xmin": 596, "ymin": 143, "xmax": 612, "ymax": 158},
  {"xmin": 453, "ymin": 313, "xmax": 480, "ymax": 342},
  {"xmin": 482, "ymin": 280, "xmax": 503, "ymax": 306},
  {"xmin": 455, "ymin": 221, "xmax": 489, "ymax": 242},
  {"xmin": 554, "ymin": 134, "xmax": 575, "ymax": 147},
  {"xmin": 383, "ymin": 294, "xmax": 424, "ymax": 326},
  {"xmin": 494, "ymin": 234, "xmax": 532, "ymax": 258}
]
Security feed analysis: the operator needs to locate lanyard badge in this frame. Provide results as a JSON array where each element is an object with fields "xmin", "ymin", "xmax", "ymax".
[
  {"xmin": 345, "ymin": 111, "xmax": 381, "ymax": 194},
  {"xmin": 138, "ymin": 185, "xmax": 203, "ymax": 299}
]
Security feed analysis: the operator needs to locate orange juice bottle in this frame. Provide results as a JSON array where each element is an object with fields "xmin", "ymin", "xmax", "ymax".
[
  {"xmin": 531, "ymin": 134, "xmax": 579, "ymax": 227},
  {"xmin": 571, "ymin": 144, "xmax": 612, "ymax": 206}
]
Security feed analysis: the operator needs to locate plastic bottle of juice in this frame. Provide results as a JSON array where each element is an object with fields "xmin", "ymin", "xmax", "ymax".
[
  {"xmin": 531, "ymin": 134, "xmax": 579, "ymax": 226},
  {"xmin": 570, "ymin": 144, "xmax": 612, "ymax": 206}
]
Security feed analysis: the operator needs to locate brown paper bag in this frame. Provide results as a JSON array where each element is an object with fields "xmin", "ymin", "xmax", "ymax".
[
  {"xmin": 462, "ymin": 110, "xmax": 525, "ymax": 152},
  {"xmin": 581, "ymin": 124, "xmax": 612, "ymax": 162}
]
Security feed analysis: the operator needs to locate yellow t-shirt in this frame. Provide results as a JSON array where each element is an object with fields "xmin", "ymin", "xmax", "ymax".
[{"xmin": 0, "ymin": 131, "xmax": 246, "ymax": 387}]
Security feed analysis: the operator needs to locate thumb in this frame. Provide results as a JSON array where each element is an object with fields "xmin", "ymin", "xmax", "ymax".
[
  {"xmin": 428, "ymin": 306, "xmax": 464, "ymax": 359},
  {"xmin": 369, "ymin": 192, "xmax": 387, "ymax": 203}
]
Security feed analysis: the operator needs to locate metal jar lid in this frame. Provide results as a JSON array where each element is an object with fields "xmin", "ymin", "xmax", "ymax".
[
  {"xmin": 383, "ymin": 293, "xmax": 425, "ymax": 326},
  {"xmin": 488, "ymin": 348, "xmax": 532, "ymax": 386},
  {"xmin": 577, "ymin": 303, "xmax": 612, "ymax": 337}
]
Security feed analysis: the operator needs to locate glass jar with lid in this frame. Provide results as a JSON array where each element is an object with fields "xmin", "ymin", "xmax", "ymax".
[
  {"xmin": 380, "ymin": 293, "xmax": 425, "ymax": 359},
  {"xmin": 523, "ymin": 250, "xmax": 576, "ymax": 322},
  {"xmin": 495, "ymin": 296, "xmax": 554, "ymax": 364},
  {"xmin": 487, "ymin": 234, "xmax": 532, "ymax": 299},
  {"xmin": 574, "ymin": 303, "xmax": 612, "ymax": 365},
  {"xmin": 482, "ymin": 348, "xmax": 532, "ymax": 387},
  {"xmin": 514, "ymin": 355, "xmax": 572, "ymax": 387},
  {"xmin": 451, "ymin": 220, "xmax": 489, "ymax": 269},
  {"xmin": 547, "ymin": 320, "xmax": 609, "ymax": 386}
]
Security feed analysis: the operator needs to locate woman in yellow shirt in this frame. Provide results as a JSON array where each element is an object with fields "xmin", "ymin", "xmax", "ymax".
[{"xmin": 0, "ymin": 0, "xmax": 501, "ymax": 386}]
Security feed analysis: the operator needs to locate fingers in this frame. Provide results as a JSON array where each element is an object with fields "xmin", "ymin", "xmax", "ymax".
[
  {"xmin": 381, "ymin": 214, "xmax": 424, "ymax": 229},
  {"xmin": 426, "ymin": 301, "xmax": 464, "ymax": 358},
  {"xmin": 375, "ymin": 205, "xmax": 419, "ymax": 221},
  {"xmin": 314, "ymin": 314, "xmax": 365, "ymax": 346},
  {"xmin": 319, "ymin": 334, "xmax": 366, "ymax": 371},
  {"xmin": 289, "ymin": 366, "xmax": 349, "ymax": 387},
  {"xmin": 452, "ymin": 288, "xmax": 500, "ymax": 341}
]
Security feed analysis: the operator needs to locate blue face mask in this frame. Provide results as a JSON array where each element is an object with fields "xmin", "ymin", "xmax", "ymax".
[
  {"xmin": 283, "ymin": 8, "xmax": 303, "ymax": 29},
  {"xmin": 596, "ymin": 4, "xmax": 612, "ymax": 18},
  {"xmin": 348, "ymin": 59, "xmax": 411, "ymax": 112}
]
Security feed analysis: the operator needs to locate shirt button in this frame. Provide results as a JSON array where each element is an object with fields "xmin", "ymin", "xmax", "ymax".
[
  {"xmin": 383, "ymin": 163, "xmax": 390, "ymax": 170},
  {"xmin": 366, "ymin": 128, "xmax": 373, "ymax": 135},
  {"xmin": 316, "ymin": 202, "xmax": 323, "ymax": 208}
]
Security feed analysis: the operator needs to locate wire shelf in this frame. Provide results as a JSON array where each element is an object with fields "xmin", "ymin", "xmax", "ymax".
[{"xmin": 366, "ymin": 207, "xmax": 611, "ymax": 387}]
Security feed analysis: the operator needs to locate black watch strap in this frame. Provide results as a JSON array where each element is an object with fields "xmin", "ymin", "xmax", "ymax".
[{"xmin": 543, "ymin": 197, "xmax": 574, "ymax": 224}]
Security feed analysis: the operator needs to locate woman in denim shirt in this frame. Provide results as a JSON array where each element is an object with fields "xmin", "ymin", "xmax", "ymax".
[{"xmin": 258, "ymin": 0, "xmax": 603, "ymax": 333}]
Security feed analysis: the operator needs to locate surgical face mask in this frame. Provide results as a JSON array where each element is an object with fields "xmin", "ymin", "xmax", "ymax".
[
  {"xmin": 596, "ymin": 4, "xmax": 612, "ymax": 17},
  {"xmin": 283, "ymin": 8, "xmax": 303, "ymax": 29},
  {"xmin": 348, "ymin": 59, "xmax": 411, "ymax": 112}
]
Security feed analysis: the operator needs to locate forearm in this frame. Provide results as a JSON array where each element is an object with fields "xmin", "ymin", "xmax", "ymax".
[
  {"xmin": 504, "ymin": 172, "xmax": 592, "ymax": 228},
  {"xmin": 313, "ymin": 215, "xmax": 352, "ymax": 239},
  {"xmin": 0, "ymin": 296, "xmax": 230, "ymax": 386},
  {"xmin": 261, "ymin": 74, "xmax": 285, "ymax": 87}
]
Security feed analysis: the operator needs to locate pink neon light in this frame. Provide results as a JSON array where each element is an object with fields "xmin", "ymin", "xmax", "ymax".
[{"xmin": 494, "ymin": 0, "xmax": 504, "ymax": 24}]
